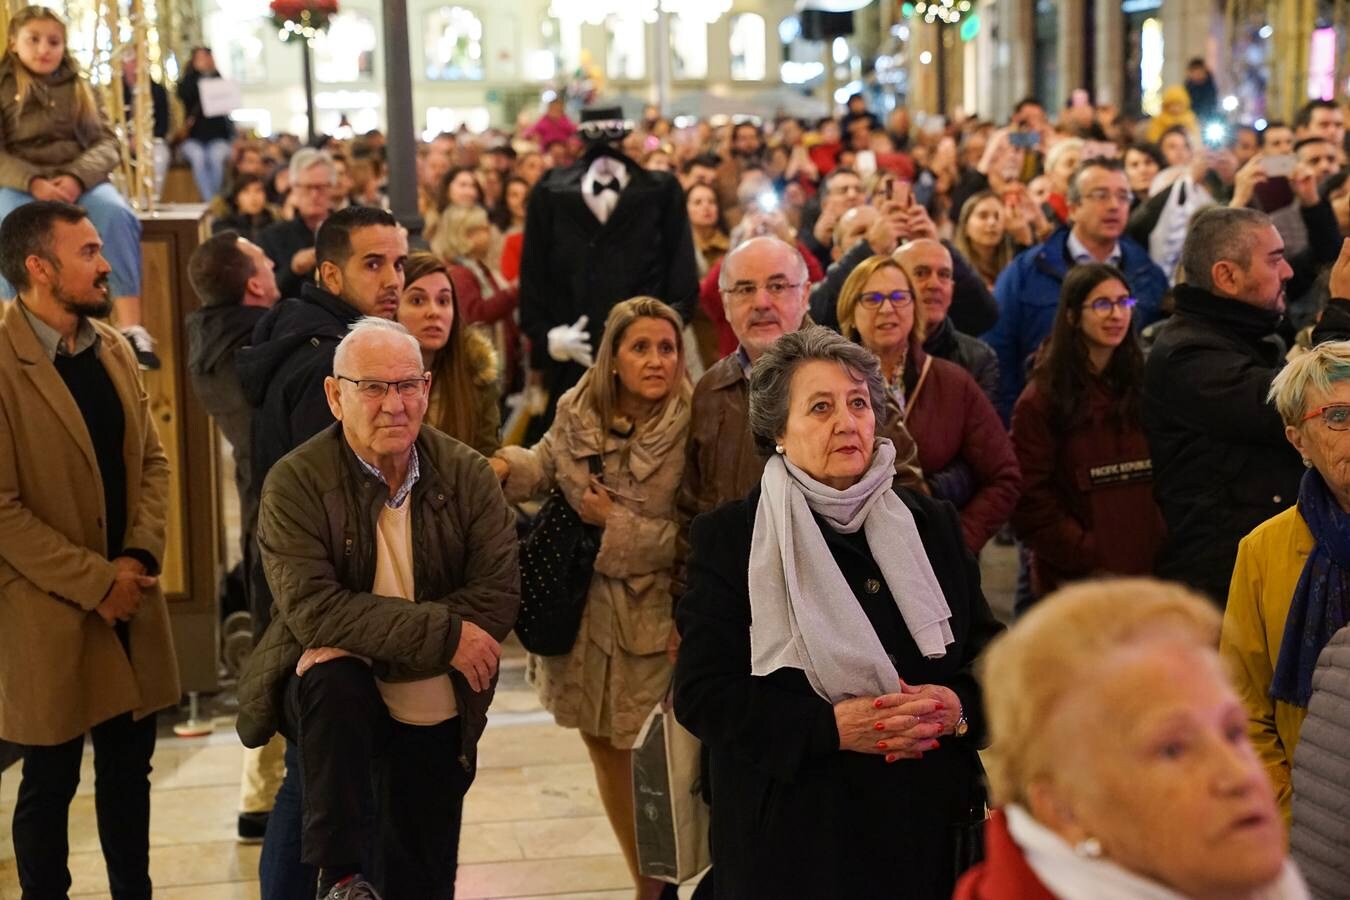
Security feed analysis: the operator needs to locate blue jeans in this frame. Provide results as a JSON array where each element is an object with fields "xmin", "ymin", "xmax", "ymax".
[
  {"xmin": 258, "ymin": 741, "xmax": 317, "ymax": 900},
  {"xmin": 180, "ymin": 138, "xmax": 231, "ymax": 201},
  {"xmin": 0, "ymin": 183, "xmax": 142, "ymax": 299}
]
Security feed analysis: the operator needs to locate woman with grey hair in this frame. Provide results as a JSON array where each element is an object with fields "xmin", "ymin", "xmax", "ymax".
[
  {"xmin": 674, "ymin": 325, "xmax": 1003, "ymax": 899},
  {"xmin": 1221, "ymin": 340, "xmax": 1350, "ymax": 831}
]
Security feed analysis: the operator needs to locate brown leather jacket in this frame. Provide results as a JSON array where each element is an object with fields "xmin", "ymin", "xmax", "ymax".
[{"xmin": 674, "ymin": 352, "xmax": 924, "ymax": 596}]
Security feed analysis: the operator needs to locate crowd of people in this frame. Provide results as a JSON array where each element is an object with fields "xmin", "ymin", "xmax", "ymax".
[{"xmin": 7, "ymin": 8, "xmax": 1350, "ymax": 895}]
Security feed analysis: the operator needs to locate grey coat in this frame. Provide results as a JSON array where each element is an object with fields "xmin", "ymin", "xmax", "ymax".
[{"xmin": 1292, "ymin": 626, "xmax": 1350, "ymax": 899}]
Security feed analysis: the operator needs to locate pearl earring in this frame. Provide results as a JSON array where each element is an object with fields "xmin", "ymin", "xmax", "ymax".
[
  {"xmin": 1305, "ymin": 458, "xmax": 1315, "ymax": 469},
  {"xmin": 774, "ymin": 443, "xmax": 785, "ymax": 455},
  {"xmin": 1074, "ymin": 837, "xmax": 1103, "ymax": 859}
]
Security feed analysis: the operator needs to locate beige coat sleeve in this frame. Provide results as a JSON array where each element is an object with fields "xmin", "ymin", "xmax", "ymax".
[
  {"xmin": 496, "ymin": 425, "xmax": 559, "ymax": 503},
  {"xmin": 594, "ymin": 504, "xmax": 679, "ymax": 579},
  {"xmin": 0, "ymin": 394, "xmax": 117, "ymax": 610}
]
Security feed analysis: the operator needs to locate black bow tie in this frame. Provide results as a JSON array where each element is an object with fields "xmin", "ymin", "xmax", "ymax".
[{"xmin": 592, "ymin": 178, "xmax": 621, "ymax": 197}]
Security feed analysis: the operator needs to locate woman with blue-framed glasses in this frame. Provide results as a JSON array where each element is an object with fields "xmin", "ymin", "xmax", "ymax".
[
  {"xmin": 1009, "ymin": 262, "xmax": 1165, "ymax": 606},
  {"xmin": 837, "ymin": 254, "xmax": 1021, "ymax": 555}
]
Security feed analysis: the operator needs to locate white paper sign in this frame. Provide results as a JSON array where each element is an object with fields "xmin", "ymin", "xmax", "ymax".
[{"xmin": 197, "ymin": 78, "xmax": 241, "ymax": 118}]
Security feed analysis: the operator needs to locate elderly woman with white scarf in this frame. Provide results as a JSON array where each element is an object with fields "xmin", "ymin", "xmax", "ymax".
[{"xmin": 673, "ymin": 325, "xmax": 1003, "ymax": 899}]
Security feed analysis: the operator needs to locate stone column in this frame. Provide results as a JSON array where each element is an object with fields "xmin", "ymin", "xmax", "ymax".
[
  {"xmin": 1093, "ymin": 0, "xmax": 1125, "ymax": 106},
  {"xmin": 381, "ymin": 0, "xmax": 422, "ymax": 233}
]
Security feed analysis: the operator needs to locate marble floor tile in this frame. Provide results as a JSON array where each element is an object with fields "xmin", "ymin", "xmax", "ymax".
[
  {"xmin": 455, "ymin": 854, "xmax": 634, "ymax": 899},
  {"xmin": 0, "ymin": 840, "xmax": 259, "ymax": 897}
]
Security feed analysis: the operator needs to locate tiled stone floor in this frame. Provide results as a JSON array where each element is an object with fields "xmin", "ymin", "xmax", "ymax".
[{"xmin": 0, "ymin": 435, "xmax": 1018, "ymax": 899}]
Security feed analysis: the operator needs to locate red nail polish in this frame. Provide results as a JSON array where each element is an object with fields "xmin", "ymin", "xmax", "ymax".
[
  {"xmin": 935, "ymin": 703, "xmax": 945, "ymax": 710},
  {"xmin": 873, "ymin": 698, "xmax": 884, "ymax": 709},
  {"xmin": 874, "ymin": 722, "xmax": 884, "ymax": 731},
  {"xmin": 876, "ymin": 740, "xmax": 887, "ymax": 750},
  {"xmin": 885, "ymin": 753, "xmax": 897, "ymax": 763}
]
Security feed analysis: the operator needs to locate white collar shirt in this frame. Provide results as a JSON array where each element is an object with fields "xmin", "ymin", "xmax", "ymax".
[
  {"xmin": 581, "ymin": 155, "xmax": 630, "ymax": 224},
  {"xmin": 1066, "ymin": 229, "xmax": 1123, "ymax": 267}
]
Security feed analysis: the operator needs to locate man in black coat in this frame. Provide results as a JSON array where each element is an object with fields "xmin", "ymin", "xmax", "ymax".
[
  {"xmin": 257, "ymin": 149, "xmax": 337, "ymax": 300},
  {"xmin": 186, "ymin": 232, "xmax": 280, "ymax": 562},
  {"xmin": 519, "ymin": 108, "xmax": 698, "ymax": 426},
  {"xmin": 187, "ymin": 230, "xmax": 283, "ymax": 844},
  {"xmin": 1143, "ymin": 206, "xmax": 1303, "ymax": 605}
]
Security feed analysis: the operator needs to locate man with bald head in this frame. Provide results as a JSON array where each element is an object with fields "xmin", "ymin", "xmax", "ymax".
[
  {"xmin": 895, "ymin": 239, "xmax": 999, "ymax": 403},
  {"xmin": 236, "ymin": 317, "xmax": 519, "ymax": 900}
]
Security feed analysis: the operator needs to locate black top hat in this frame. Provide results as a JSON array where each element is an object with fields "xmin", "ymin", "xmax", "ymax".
[{"xmin": 579, "ymin": 105, "xmax": 632, "ymax": 143}]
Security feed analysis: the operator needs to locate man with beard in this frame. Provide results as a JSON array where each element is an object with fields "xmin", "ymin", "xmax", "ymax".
[
  {"xmin": 1143, "ymin": 206, "xmax": 1302, "ymax": 605},
  {"xmin": 0, "ymin": 201, "xmax": 179, "ymax": 898},
  {"xmin": 235, "ymin": 204, "xmax": 408, "ymax": 899}
]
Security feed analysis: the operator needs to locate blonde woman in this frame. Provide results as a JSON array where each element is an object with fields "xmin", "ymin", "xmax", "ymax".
[
  {"xmin": 959, "ymin": 579, "xmax": 1307, "ymax": 900},
  {"xmin": 490, "ymin": 297, "xmax": 691, "ymax": 900}
]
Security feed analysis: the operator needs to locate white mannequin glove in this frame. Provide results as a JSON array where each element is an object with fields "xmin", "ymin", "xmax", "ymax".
[{"xmin": 547, "ymin": 315, "xmax": 594, "ymax": 367}]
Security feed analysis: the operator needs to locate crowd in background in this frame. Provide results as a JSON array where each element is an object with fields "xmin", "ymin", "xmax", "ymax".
[{"xmin": 12, "ymin": 12, "xmax": 1350, "ymax": 896}]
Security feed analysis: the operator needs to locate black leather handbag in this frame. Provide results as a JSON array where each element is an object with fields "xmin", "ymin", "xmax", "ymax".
[{"xmin": 515, "ymin": 456, "xmax": 603, "ymax": 656}]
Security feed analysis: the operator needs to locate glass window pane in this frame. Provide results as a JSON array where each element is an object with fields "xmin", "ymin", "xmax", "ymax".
[
  {"xmin": 730, "ymin": 13, "xmax": 765, "ymax": 81},
  {"xmin": 425, "ymin": 6, "xmax": 485, "ymax": 81},
  {"xmin": 670, "ymin": 15, "xmax": 707, "ymax": 79},
  {"xmin": 606, "ymin": 14, "xmax": 645, "ymax": 81},
  {"xmin": 314, "ymin": 12, "xmax": 376, "ymax": 83}
]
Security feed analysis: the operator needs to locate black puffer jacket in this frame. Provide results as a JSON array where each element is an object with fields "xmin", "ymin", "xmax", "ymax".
[
  {"xmin": 923, "ymin": 315, "xmax": 999, "ymax": 406},
  {"xmin": 1142, "ymin": 284, "xmax": 1303, "ymax": 604}
]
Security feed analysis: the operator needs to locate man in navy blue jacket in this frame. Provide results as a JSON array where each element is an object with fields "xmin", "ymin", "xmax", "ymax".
[{"xmin": 983, "ymin": 157, "xmax": 1168, "ymax": 420}]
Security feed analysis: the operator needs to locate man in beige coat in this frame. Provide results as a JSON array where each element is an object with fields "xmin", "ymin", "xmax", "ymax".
[{"xmin": 0, "ymin": 201, "xmax": 179, "ymax": 899}]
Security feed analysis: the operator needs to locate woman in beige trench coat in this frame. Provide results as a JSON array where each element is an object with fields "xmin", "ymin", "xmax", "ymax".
[{"xmin": 492, "ymin": 296, "xmax": 691, "ymax": 900}]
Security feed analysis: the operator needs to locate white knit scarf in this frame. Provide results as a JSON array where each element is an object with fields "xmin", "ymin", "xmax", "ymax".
[{"xmin": 748, "ymin": 438, "xmax": 955, "ymax": 703}]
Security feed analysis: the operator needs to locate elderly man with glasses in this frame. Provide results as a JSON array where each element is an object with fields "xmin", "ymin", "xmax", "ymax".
[
  {"xmin": 982, "ymin": 156, "xmax": 1168, "ymax": 421},
  {"xmin": 236, "ymin": 317, "xmax": 519, "ymax": 900},
  {"xmin": 236, "ymin": 205, "xmax": 409, "ymax": 899},
  {"xmin": 258, "ymin": 148, "xmax": 339, "ymax": 300}
]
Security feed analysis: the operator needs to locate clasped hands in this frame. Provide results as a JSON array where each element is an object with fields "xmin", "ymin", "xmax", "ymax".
[
  {"xmin": 835, "ymin": 679, "xmax": 961, "ymax": 764},
  {"xmin": 295, "ymin": 620, "xmax": 502, "ymax": 692},
  {"xmin": 95, "ymin": 556, "xmax": 157, "ymax": 627}
]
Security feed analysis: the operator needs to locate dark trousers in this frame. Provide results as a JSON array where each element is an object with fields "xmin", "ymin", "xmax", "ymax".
[
  {"xmin": 257, "ymin": 740, "xmax": 317, "ymax": 900},
  {"xmin": 279, "ymin": 657, "xmax": 471, "ymax": 900},
  {"xmin": 12, "ymin": 711, "xmax": 157, "ymax": 900}
]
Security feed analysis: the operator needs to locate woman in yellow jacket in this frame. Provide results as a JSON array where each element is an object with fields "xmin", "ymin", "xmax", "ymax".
[{"xmin": 1220, "ymin": 341, "xmax": 1350, "ymax": 825}]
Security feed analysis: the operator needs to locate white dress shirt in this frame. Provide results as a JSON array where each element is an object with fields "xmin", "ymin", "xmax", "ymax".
[{"xmin": 581, "ymin": 155, "xmax": 631, "ymax": 224}]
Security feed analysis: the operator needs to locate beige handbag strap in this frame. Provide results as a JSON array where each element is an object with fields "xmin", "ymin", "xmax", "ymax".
[{"xmin": 901, "ymin": 355, "xmax": 933, "ymax": 425}]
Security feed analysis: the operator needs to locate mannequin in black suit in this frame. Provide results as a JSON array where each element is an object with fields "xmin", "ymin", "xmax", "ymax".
[{"xmin": 519, "ymin": 108, "xmax": 698, "ymax": 426}]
